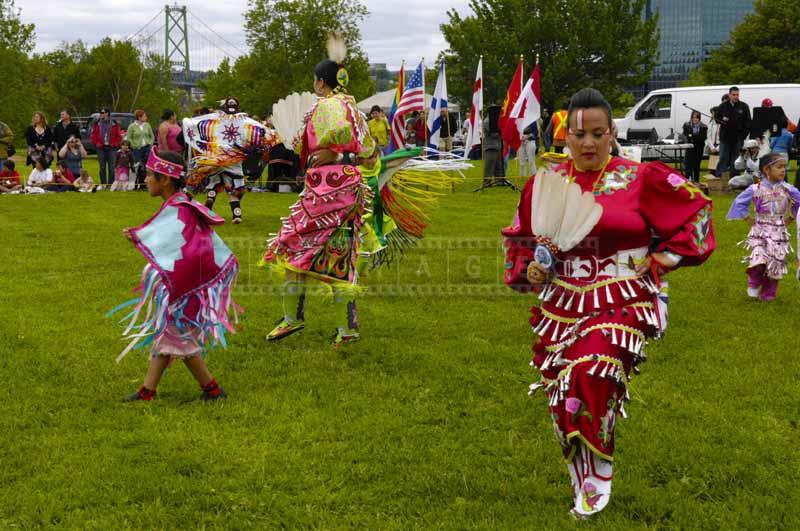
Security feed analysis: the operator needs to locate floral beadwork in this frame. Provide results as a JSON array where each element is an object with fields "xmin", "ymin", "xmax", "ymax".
[{"xmin": 594, "ymin": 165, "xmax": 638, "ymax": 196}]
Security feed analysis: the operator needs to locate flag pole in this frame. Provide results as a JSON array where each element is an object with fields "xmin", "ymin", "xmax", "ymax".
[
  {"xmin": 421, "ymin": 57, "xmax": 427, "ymax": 148},
  {"xmin": 479, "ymin": 54, "xmax": 486, "ymax": 174},
  {"xmin": 519, "ymin": 53, "xmax": 525, "ymax": 176},
  {"xmin": 535, "ymin": 53, "xmax": 541, "ymax": 162}
]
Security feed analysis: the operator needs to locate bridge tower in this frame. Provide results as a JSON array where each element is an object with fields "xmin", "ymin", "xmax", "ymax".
[{"xmin": 164, "ymin": 4, "xmax": 190, "ymax": 73}]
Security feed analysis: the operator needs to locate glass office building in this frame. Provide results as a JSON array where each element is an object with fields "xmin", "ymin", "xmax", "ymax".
[{"xmin": 645, "ymin": 0, "xmax": 755, "ymax": 90}]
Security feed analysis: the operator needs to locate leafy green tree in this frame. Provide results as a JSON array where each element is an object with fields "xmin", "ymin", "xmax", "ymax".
[
  {"xmin": 0, "ymin": 0, "xmax": 34, "ymax": 52},
  {"xmin": 440, "ymin": 0, "xmax": 657, "ymax": 110},
  {"xmin": 201, "ymin": 0, "xmax": 375, "ymax": 118},
  {"xmin": 0, "ymin": 0, "xmax": 37, "ymax": 141},
  {"xmin": 687, "ymin": 0, "xmax": 800, "ymax": 86}
]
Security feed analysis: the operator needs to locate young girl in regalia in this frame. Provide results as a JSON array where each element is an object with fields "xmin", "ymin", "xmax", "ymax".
[
  {"xmin": 503, "ymin": 88, "xmax": 715, "ymax": 518},
  {"xmin": 727, "ymin": 152, "xmax": 800, "ymax": 301},
  {"xmin": 261, "ymin": 35, "xmax": 378, "ymax": 348},
  {"xmin": 112, "ymin": 148, "xmax": 240, "ymax": 402}
]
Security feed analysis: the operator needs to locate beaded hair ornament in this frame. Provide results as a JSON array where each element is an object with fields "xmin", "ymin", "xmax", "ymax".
[{"xmin": 146, "ymin": 147, "xmax": 184, "ymax": 179}]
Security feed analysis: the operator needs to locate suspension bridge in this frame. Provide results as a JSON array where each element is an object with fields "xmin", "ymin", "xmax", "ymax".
[{"xmin": 124, "ymin": 4, "xmax": 246, "ymax": 94}]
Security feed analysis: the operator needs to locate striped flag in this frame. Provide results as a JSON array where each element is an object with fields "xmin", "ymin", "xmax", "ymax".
[
  {"xmin": 463, "ymin": 57, "xmax": 483, "ymax": 158},
  {"xmin": 387, "ymin": 62, "xmax": 405, "ymax": 152},
  {"xmin": 390, "ymin": 61, "xmax": 425, "ymax": 150}
]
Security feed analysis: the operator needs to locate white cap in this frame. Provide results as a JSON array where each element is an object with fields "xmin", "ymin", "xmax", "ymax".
[{"xmin": 743, "ymin": 139, "xmax": 758, "ymax": 149}]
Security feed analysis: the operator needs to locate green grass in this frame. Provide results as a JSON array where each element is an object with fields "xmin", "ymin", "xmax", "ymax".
[{"xmin": 1, "ymin": 163, "xmax": 799, "ymax": 529}]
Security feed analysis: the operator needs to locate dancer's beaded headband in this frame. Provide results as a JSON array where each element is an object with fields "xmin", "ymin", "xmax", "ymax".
[{"xmin": 146, "ymin": 147, "xmax": 184, "ymax": 179}]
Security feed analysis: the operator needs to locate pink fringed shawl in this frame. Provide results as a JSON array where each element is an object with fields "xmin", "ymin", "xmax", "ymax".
[{"xmin": 110, "ymin": 192, "xmax": 241, "ymax": 362}]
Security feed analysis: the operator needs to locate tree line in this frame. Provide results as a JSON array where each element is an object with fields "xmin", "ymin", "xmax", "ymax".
[{"xmin": 4, "ymin": 0, "xmax": 792, "ymax": 148}]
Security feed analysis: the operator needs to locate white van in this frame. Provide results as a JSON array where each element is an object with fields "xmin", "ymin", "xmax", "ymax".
[{"xmin": 615, "ymin": 84, "xmax": 800, "ymax": 146}]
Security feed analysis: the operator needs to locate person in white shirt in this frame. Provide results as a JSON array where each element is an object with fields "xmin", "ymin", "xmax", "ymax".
[{"xmin": 27, "ymin": 158, "xmax": 53, "ymax": 192}]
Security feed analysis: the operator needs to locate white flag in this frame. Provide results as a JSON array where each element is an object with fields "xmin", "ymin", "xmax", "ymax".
[
  {"xmin": 464, "ymin": 57, "xmax": 483, "ymax": 158},
  {"xmin": 426, "ymin": 60, "xmax": 448, "ymax": 149}
]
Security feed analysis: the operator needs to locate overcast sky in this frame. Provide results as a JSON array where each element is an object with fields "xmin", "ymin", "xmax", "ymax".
[{"xmin": 16, "ymin": 0, "xmax": 472, "ymax": 71}]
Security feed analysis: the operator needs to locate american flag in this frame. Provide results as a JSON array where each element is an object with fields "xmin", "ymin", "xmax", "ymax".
[{"xmin": 391, "ymin": 61, "xmax": 425, "ymax": 149}]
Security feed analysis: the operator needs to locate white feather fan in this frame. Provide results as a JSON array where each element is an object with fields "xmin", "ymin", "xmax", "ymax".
[
  {"xmin": 271, "ymin": 91, "xmax": 318, "ymax": 142},
  {"xmin": 530, "ymin": 168, "xmax": 603, "ymax": 252}
]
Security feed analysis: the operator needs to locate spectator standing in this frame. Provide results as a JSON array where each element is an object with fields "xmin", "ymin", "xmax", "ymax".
[
  {"xmin": 715, "ymin": 86, "xmax": 751, "ymax": 178},
  {"xmin": 127, "ymin": 109, "xmax": 155, "ymax": 175},
  {"xmin": 25, "ymin": 112, "xmax": 54, "ymax": 168},
  {"xmin": 518, "ymin": 121, "xmax": 539, "ymax": 178},
  {"xmin": 540, "ymin": 108, "xmax": 552, "ymax": 152},
  {"xmin": 0, "ymin": 160, "xmax": 22, "ymax": 193},
  {"xmin": 413, "ymin": 111, "xmax": 428, "ymax": 147},
  {"xmin": 90, "ymin": 108, "xmax": 122, "ymax": 187},
  {"xmin": 545, "ymin": 109, "xmax": 568, "ymax": 153},
  {"xmin": 0, "ymin": 121, "xmax": 14, "ymax": 170},
  {"xmin": 770, "ymin": 116, "xmax": 793, "ymax": 163},
  {"xmin": 367, "ymin": 105, "xmax": 391, "ymax": 154},
  {"xmin": 111, "ymin": 140, "xmax": 135, "ymax": 191},
  {"xmin": 58, "ymin": 136, "xmax": 87, "ymax": 178},
  {"xmin": 437, "ymin": 109, "xmax": 458, "ymax": 154},
  {"xmin": 681, "ymin": 111, "xmax": 708, "ymax": 182},
  {"xmin": 158, "ymin": 109, "xmax": 183, "ymax": 152},
  {"xmin": 52, "ymin": 110, "xmax": 80, "ymax": 158}
]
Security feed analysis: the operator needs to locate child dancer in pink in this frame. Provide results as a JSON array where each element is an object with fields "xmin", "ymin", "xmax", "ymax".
[
  {"xmin": 111, "ymin": 148, "xmax": 240, "ymax": 401},
  {"xmin": 727, "ymin": 152, "xmax": 800, "ymax": 301}
]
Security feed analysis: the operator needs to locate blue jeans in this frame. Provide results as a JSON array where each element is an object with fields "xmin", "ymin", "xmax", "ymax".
[
  {"xmin": 97, "ymin": 146, "xmax": 117, "ymax": 185},
  {"xmin": 717, "ymin": 140, "xmax": 742, "ymax": 177},
  {"xmin": 132, "ymin": 145, "xmax": 150, "ymax": 166}
]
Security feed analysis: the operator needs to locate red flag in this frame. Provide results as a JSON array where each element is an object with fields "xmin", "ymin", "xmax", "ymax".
[
  {"xmin": 509, "ymin": 58, "xmax": 541, "ymax": 138},
  {"xmin": 500, "ymin": 58, "xmax": 524, "ymax": 154}
]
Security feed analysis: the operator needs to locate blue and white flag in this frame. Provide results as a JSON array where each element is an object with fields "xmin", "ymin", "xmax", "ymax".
[{"xmin": 426, "ymin": 60, "xmax": 448, "ymax": 150}]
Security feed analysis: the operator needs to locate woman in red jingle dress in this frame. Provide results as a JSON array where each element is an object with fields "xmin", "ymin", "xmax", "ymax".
[{"xmin": 502, "ymin": 89, "xmax": 715, "ymax": 518}]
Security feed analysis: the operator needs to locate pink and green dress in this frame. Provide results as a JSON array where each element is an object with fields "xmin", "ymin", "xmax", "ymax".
[{"xmin": 262, "ymin": 93, "xmax": 376, "ymax": 287}]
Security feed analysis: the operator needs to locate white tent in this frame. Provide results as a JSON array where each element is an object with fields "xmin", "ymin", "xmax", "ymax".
[{"xmin": 358, "ymin": 89, "xmax": 460, "ymax": 114}]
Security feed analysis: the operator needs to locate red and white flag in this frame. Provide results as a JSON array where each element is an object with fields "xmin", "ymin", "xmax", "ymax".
[
  {"xmin": 463, "ymin": 57, "xmax": 483, "ymax": 158},
  {"xmin": 508, "ymin": 57, "xmax": 542, "ymax": 143},
  {"xmin": 500, "ymin": 58, "xmax": 525, "ymax": 155}
]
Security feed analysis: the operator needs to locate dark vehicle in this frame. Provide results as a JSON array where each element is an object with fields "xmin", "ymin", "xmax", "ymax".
[{"xmin": 79, "ymin": 112, "xmax": 136, "ymax": 154}]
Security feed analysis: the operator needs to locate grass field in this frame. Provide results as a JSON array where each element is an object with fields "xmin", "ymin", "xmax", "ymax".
[{"xmin": 1, "ymin": 162, "xmax": 799, "ymax": 529}]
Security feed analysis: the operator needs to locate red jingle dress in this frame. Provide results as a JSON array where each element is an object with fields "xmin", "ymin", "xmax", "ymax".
[{"xmin": 502, "ymin": 156, "xmax": 715, "ymax": 462}]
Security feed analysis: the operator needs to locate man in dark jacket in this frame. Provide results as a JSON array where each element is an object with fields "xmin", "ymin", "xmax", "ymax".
[
  {"xmin": 90, "ymin": 108, "xmax": 122, "ymax": 186},
  {"xmin": 715, "ymin": 86, "xmax": 751, "ymax": 177},
  {"xmin": 52, "ymin": 110, "xmax": 81, "ymax": 158}
]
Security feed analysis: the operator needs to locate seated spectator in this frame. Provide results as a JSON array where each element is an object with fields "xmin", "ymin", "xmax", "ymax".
[
  {"xmin": 111, "ymin": 140, "xmax": 135, "ymax": 191},
  {"xmin": 0, "ymin": 120, "xmax": 14, "ymax": 171},
  {"xmin": 53, "ymin": 160, "xmax": 77, "ymax": 191},
  {"xmin": 26, "ymin": 158, "xmax": 53, "ymax": 192},
  {"xmin": 58, "ymin": 136, "xmax": 87, "ymax": 178},
  {"xmin": 74, "ymin": 169, "xmax": 96, "ymax": 193},
  {"xmin": 729, "ymin": 139, "xmax": 760, "ymax": 190},
  {"xmin": 0, "ymin": 160, "xmax": 22, "ymax": 193}
]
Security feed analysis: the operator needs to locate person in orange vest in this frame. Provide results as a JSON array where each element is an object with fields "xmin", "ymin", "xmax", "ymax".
[{"xmin": 545, "ymin": 109, "xmax": 568, "ymax": 153}]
